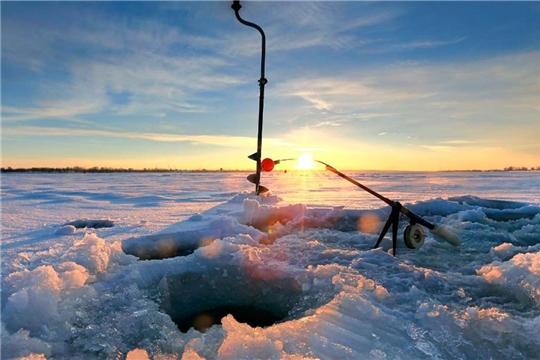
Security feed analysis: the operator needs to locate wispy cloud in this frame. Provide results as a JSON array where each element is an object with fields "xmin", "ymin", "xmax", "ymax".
[
  {"xmin": 3, "ymin": 2, "xmax": 539, "ymax": 169},
  {"xmin": 421, "ymin": 145, "xmax": 455, "ymax": 152},
  {"xmin": 1, "ymin": 4, "xmax": 246, "ymax": 123},
  {"xmin": 272, "ymin": 50, "xmax": 540, "ymax": 157},
  {"xmin": 276, "ymin": 76, "xmax": 435, "ymax": 112},
  {"xmin": 313, "ymin": 113, "xmax": 394, "ymax": 127},
  {"xmin": 2, "ymin": 126, "xmax": 286, "ymax": 149},
  {"xmin": 1, "ymin": 2, "xmax": 402, "ymax": 129},
  {"xmin": 1, "ymin": 102, "xmax": 106, "ymax": 122},
  {"xmin": 341, "ymin": 9, "xmax": 400, "ymax": 31},
  {"xmin": 294, "ymin": 147, "xmax": 326, "ymax": 152},
  {"xmin": 382, "ymin": 37, "xmax": 468, "ymax": 52},
  {"xmin": 440, "ymin": 140, "xmax": 475, "ymax": 145},
  {"xmin": 225, "ymin": 2, "xmax": 402, "ymax": 55}
]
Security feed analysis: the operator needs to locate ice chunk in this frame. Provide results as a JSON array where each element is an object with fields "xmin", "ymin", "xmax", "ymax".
[
  {"xmin": 58, "ymin": 261, "xmax": 90, "ymax": 290},
  {"xmin": 126, "ymin": 348, "xmax": 150, "ymax": 360},
  {"xmin": 55, "ymin": 225, "xmax": 76, "ymax": 235},
  {"xmin": 63, "ymin": 233, "xmax": 111, "ymax": 274},
  {"xmin": 1, "ymin": 324, "xmax": 52, "ymax": 359},
  {"xmin": 3, "ymin": 266, "xmax": 62, "ymax": 335},
  {"xmin": 478, "ymin": 252, "xmax": 540, "ymax": 304},
  {"xmin": 449, "ymin": 195, "xmax": 530, "ymax": 210},
  {"xmin": 122, "ymin": 229, "xmax": 222, "ymax": 260}
]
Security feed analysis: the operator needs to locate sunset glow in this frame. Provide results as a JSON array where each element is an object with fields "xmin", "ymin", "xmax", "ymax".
[
  {"xmin": 2, "ymin": 2, "xmax": 539, "ymax": 171},
  {"xmin": 295, "ymin": 153, "xmax": 315, "ymax": 170}
]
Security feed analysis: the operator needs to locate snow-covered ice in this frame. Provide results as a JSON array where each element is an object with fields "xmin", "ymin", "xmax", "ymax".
[{"xmin": 1, "ymin": 171, "xmax": 540, "ymax": 359}]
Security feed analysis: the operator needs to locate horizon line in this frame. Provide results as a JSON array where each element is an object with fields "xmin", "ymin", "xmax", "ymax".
[{"xmin": 2, "ymin": 166, "xmax": 539, "ymax": 174}]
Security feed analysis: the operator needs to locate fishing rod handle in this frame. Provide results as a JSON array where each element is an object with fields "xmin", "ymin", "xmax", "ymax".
[
  {"xmin": 401, "ymin": 206, "xmax": 461, "ymax": 245},
  {"xmin": 231, "ymin": 1, "xmax": 242, "ymax": 11}
]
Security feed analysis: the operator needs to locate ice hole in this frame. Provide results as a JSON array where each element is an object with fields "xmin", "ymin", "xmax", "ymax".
[
  {"xmin": 122, "ymin": 230, "xmax": 220, "ymax": 260},
  {"xmin": 126, "ymin": 242, "xmax": 203, "ymax": 260},
  {"xmin": 159, "ymin": 266, "xmax": 314, "ymax": 333},
  {"xmin": 63, "ymin": 219, "xmax": 114, "ymax": 229},
  {"xmin": 174, "ymin": 305, "xmax": 288, "ymax": 332}
]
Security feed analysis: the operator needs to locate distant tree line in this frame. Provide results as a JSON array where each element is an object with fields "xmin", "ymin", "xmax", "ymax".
[
  {"xmin": 0, "ymin": 166, "xmax": 247, "ymax": 173},
  {"xmin": 441, "ymin": 166, "xmax": 540, "ymax": 173},
  {"xmin": 503, "ymin": 166, "xmax": 540, "ymax": 171}
]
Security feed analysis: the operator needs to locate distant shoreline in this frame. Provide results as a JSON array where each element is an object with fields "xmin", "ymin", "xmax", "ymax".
[
  {"xmin": 1, "ymin": 166, "xmax": 539, "ymax": 174},
  {"xmin": 0, "ymin": 167, "xmax": 250, "ymax": 174},
  {"xmin": 439, "ymin": 166, "xmax": 540, "ymax": 173}
]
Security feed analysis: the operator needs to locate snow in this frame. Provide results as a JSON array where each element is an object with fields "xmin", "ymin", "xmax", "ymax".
[{"xmin": 1, "ymin": 171, "xmax": 540, "ymax": 359}]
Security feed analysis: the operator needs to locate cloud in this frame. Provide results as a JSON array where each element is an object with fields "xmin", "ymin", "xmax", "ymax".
[
  {"xmin": 224, "ymin": 2, "xmax": 402, "ymax": 55},
  {"xmin": 278, "ymin": 50, "xmax": 540, "ymax": 117},
  {"xmin": 421, "ymin": 145, "xmax": 455, "ymax": 152},
  {"xmin": 2, "ymin": 3, "xmax": 246, "ymax": 123},
  {"xmin": 3, "ymin": 2, "xmax": 539, "ymax": 168},
  {"xmin": 1, "ymin": 102, "xmax": 105, "ymax": 123},
  {"xmin": 375, "ymin": 37, "xmax": 468, "ymax": 53},
  {"xmin": 276, "ymin": 76, "xmax": 435, "ymax": 112},
  {"xmin": 272, "ymin": 50, "xmax": 540, "ymax": 158},
  {"xmin": 313, "ymin": 113, "xmax": 394, "ymax": 128},
  {"xmin": 440, "ymin": 140, "xmax": 475, "ymax": 145},
  {"xmin": 1, "ymin": 2, "xmax": 403, "ymax": 130},
  {"xmin": 294, "ymin": 147, "xmax": 326, "ymax": 152},
  {"xmin": 315, "ymin": 121, "xmax": 343, "ymax": 127},
  {"xmin": 2, "ymin": 126, "xmax": 286, "ymax": 149},
  {"xmin": 262, "ymin": 2, "xmax": 392, "ymax": 30},
  {"xmin": 342, "ymin": 9, "xmax": 400, "ymax": 30}
]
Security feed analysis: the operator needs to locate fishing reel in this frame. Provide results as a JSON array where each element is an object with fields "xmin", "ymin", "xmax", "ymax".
[{"xmin": 403, "ymin": 223, "xmax": 425, "ymax": 249}]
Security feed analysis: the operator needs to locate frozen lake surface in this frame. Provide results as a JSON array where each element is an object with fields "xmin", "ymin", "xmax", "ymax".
[{"xmin": 2, "ymin": 171, "xmax": 540, "ymax": 359}]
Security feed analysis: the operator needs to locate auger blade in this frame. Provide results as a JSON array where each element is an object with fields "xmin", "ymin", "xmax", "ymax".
[{"xmin": 247, "ymin": 173, "xmax": 258, "ymax": 184}]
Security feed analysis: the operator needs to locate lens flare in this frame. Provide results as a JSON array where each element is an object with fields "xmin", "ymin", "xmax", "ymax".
[
  {"xmin": 296, "ymin": 153, "xmax": 314, "ymax": 170},
  {"xmin": 357, "ymin": 213, "xmax": 382, "ymax": 234}
]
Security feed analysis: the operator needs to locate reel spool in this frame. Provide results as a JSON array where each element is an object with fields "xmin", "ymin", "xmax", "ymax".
[{"xmin": 404, "ymin": 223, "xmax": 425, "ymax": 249}]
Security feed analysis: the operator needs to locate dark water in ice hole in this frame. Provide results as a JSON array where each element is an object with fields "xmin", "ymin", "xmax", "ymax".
[{"xmin": 173, "ymin": 305, "xmax": 289, "ymax": 333}]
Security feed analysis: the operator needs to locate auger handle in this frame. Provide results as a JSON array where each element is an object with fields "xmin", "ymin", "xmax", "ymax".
[{"xmin": 232, "ymin": 1, "xmax": 268, "ymax": 195}]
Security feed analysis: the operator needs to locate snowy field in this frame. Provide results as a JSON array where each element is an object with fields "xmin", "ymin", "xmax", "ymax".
[{"xmin": 2, "ymin": 170, "xmax": 540, "ymax": 359}]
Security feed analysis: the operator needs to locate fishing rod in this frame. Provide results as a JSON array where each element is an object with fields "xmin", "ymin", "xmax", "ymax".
[
  {"xmin": 250, "ymin": 157, "xmax": 462, "ymax": 256},
  {"xmin": 231, "ymin": 1, "xmax": 268, "ymax": 195}
]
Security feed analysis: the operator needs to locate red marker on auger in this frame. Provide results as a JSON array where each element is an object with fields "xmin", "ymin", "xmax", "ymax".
[{"xmin": 261, "ymin": 158, "xmax": 274, "ymax": 172}]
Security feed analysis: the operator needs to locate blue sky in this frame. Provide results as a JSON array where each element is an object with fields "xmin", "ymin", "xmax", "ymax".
[{"xmin": 2, "ymin": 1, "xmax": 539, "ymax": 170}]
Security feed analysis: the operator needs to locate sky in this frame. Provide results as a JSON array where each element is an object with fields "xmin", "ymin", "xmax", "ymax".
[{"xmin": 1, "ymin": 1, "xmax": 539, "ymax": 171}]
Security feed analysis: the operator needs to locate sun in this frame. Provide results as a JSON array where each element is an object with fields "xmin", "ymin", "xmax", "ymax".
[{"xmin": 296, "ymin": 153, "xmax": 315, "ymax": 170}]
